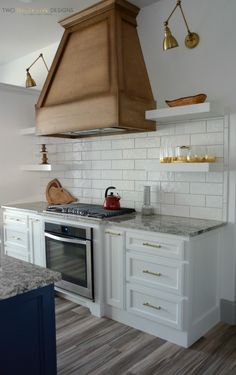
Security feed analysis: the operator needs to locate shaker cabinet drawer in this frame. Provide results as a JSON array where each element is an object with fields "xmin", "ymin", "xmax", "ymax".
[
  {"xmin": 3, "ymin": 211, "xmax": 27, "ymax": 228},
  {"xmin": 126, "ymin": 231, "xmax": 185, "ymax": 260},
  {"xmin": 127, "ymin": 284, "xmax": 184, "ymax": 329},
  {"xmin": 126, "ymin": 253, "xmax": 184, "ymax": 295},
  {"xmin": 4, "ymin": 227, "xmax": 28, "ymax": 248},
  {"xmin": 4, "ymin": 246, "xmax": 30, "ymax": 262}
]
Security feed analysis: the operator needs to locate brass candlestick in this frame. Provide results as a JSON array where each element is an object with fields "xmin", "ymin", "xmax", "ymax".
[{"xmin": 40, "ymin": 144, "xmax": 49, "ymax": 165}]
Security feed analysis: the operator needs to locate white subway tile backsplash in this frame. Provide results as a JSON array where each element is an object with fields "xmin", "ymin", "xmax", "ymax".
[
  {"xmin": 206, "ymin": 195, "xmax": 223, "ymax": 208},
  {"xmin": 175, "ymin": 121, "xmax": 206, "ymax": 135},
  {"xmin": 206, "ymin": 172, "xmax": 224, "ymax": 183},
  {"xmin": 150, "ymin": 124, "xmax": 174, "ymax": 136},
  {"xmin": 190, "ymin": 182, "xmax": 223, "ymax": 196},
  {"xmin": 123, "ymin": 148, "xmax": 146, "ymax": 159},
  {"xmin": 134, "ymin": 181, "xmax": 160, "ymax": 192},
  {"xmin": 123, "ymin": 170, "xmax": 146, "ymax": 181},
  {"xmin": 190, "ymin": 206, "xmax": 222, "ymax": 220},
  {"xmin": 101, "ymin": 150, "xmax": 122, "ymax": 160},
  {"xmin": 112, "ymin": 160, "xmax": 135, "ymax": 170},
  {"xmin": 207, "ymin": 119, "xmax": 224, "ymax": 133},
  {"xmin": 147, "ymin": 171, "xmax": 175, "ymax": 182},
  {"xmin": 101, "ymin": 170, "xmax": 113, "ymax": 180},
  {"xmin": 73, "ymin": 142, "xmax": 91, "ymax": 152},
  {"xmin": 82, "ymin": 151, "xmax": 101, "ymax": 160},
  {"xmin": 135, "ymin": 137, "xmax": 160, "ymax": 148},
  {"xmin": 191, "ymin": 132, "xmax": 223, "ymax": 146},
  {"xmin": 39, "ymin": 118, "xmax": 227, "ymax": 221},
  {"xmin": 73, "ymin": 152, "xmax": 82, "ymax": 161},
  {"xmin": 161, "ymin": 182, "xmax": 190, "ymax": 194},
  {"xmin": 206, "ymin": 145, "xmax": 224, "ymax": 157},
  {"xmin": 64, "ymin": 170, "xmax": 82, "ymax": 179},
  {"xmin": 61, "ymin": 178, "xmax": 76, "ymax": 188},
  {"xmin": 92, "ymin": 160, "xmax": 111, "ymax": 170},
  {"xmin": 161, "ymin": 135, "xmax": 190, "ymax": 147},
  {"xmin": 83, "ymin": 170, "xmax": 101, "ymax": 179},
  {"xmin": 112, "ymin": 180, "xmax": 134, "ymax": 191},
  {"xmin": 75, "ymin": 179, "xmax": 92, "ymax": 188},
  {"xmin": 92, "ymin": 140, "xmax": 112, "ymax": 150},
  {"xmin": 175, "ymin": 172, "xmax": 206, "ymax": 183},
  {"xmin": 75, "ymin": 161, "xmax": 92, "ymax": 169},
  {"xmin": 159, "ymin": 192, "xmax": 175, "ymax": 205},
  {"xmin": 161, "ymin": 204, "xmax": 190, "ymax": 217},
  {"xmin": 92, "ymin": 180, "xmax": 111, "ymax": 189},
  {"xmin": 83, "ymin": 189, "xmax": 102, "ymax": 199},
  {"xmin": 112, "ymin": 139, "xmax": 134, "ymax": 149},
  {"xmin": 64, "ymin": 152, "xmax": 74, "ymax": 161},
  {"xmin": 121, "ymin": 191, "xmax": 139, "ymax": 201},
  {"xmin": 147, "ymin": 148, "xmax": 160, "ymax": 159},
  {"xmin": 101, "ymin": 170, "xmax": 123, "ymax": 180},
  {"xmin": 175, "ymin": 193, "xmax": 205, "ymax": 207}
]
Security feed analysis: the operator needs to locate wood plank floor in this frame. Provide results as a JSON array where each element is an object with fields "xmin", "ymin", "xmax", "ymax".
[{"xmin": 56, "ymin": 297, "xmax": 236, "ymax": 375}]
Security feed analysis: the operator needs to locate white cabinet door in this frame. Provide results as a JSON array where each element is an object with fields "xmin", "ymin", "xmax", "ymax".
[
  {"xmin": 104, "ymin": 228, "xmax": 125, "ymax": 309},
  {"xmin": 28, "ymin": 215, "xmax": 45, "ymax": 267}
]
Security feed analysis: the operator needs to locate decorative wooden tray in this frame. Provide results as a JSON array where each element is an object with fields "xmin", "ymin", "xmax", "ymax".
[
  {"xmin": 165, "ymin": 93, "xmax": 207, "ymax": 107},
  {"xmin": 46, "ymin": 179, "xmax": 76, "ymax": 204}
]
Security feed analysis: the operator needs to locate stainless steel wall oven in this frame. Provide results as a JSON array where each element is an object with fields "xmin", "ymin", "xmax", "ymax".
[{"xmin": 45, "ymin": 222, "xmax": 94, "ymax": 300}]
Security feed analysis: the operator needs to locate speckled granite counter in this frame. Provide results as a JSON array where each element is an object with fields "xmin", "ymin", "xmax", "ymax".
[
  {"xmin": 2, "ymin": 201, "xmax": 48, "ymax": 214},
  {"xmin": 106, "ymin": 213, "xmax": 225, "ymax": 237},
  {"xmin": 0, "ymin": 255, "xmax": 61, "ymax": 300},
  {"xmin": 2, "ymin": 201, "xmax": 226, "ymax": 237}
]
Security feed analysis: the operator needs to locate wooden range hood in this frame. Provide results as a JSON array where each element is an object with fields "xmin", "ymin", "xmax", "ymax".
[{"xmin": 36, "ymin": 0, "xmax": 156, "ymax": 138}]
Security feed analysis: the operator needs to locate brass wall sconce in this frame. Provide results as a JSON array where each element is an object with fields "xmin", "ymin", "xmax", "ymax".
[
  {"xmin": 163, "ymin": 0, "xmax": 199, "ymax": 51},
  {"xmin": 25, "ymin": 53, "xmax": 49, "ymax": 88}
]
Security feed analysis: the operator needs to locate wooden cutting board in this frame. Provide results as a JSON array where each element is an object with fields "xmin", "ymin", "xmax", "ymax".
[{"xmin": 46, "ymin": 179, "xmax": 76, "ymax": 204}]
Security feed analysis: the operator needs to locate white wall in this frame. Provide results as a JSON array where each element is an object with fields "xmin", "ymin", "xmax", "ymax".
[
  {"xmin": 0, "ymin": 42, "xmax": 59, "ymax": 89},
  {"xmin": 0, "ymin": 84, "xmax": 41, "ymax": 214}
]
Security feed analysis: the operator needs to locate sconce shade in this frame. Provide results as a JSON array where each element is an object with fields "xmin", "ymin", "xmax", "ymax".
[
  {"xmin": 26, "ymin": 71, "xmax": 36, "ymax": 88},
  {"xmin": 163, "ymin": 25, "xmax": 179, "ymax": 50},
  {"xmin": 185, "ymin": 32, "xmax": 200, "ymax": 49},
  {"xmin": 25, "ymin": 53, "xmax": 49, "ymax": 88}
]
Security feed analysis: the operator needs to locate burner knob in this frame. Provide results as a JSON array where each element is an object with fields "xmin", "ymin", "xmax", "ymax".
[{"xmin": 80, "ymin": 210, "xmax": 88, "ymax": 216}]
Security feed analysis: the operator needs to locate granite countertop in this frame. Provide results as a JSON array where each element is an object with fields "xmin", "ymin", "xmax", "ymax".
[
  {"xmin": 2, "ymin": 201, "xmax": 226, "ymax": 237},
  {"xmin": 106, "ymin": 213, "xmax": 225, "ymax": 237},
  {"xmin": 2, "ymin": 201, "xmax": 48, "ymax": 214},
  {"xmin": 0, "ymin": 256, "xmax": 61, "ymax": 300}
]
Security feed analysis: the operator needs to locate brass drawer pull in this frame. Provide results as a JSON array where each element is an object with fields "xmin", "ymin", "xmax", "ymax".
[
  {"xmin": 143, "ymin": 302, "xmax": 161, "ymax": 311},
  {"xmin": 143, "ymin": 242, "xmax": 161, "ymax": 249},
  {"xmin": 143, "ymin": 270, "xmax": 162, "ymax": 277},
  {"xmin": 105, "ymin": 231, "xmax": 121, "ymax": 236}
]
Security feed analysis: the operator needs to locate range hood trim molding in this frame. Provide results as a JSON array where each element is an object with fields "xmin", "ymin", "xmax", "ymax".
[{"xmin": 59, "ymin": 0, "xmax": 139, "ymax": 30}]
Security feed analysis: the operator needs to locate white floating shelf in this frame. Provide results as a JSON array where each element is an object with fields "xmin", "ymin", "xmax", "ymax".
[
  {"xmin": 20, "ymin": 127, "xmax": 36, "ymax": 135},
  {"xmin": 146, "ymin": 102, "xmax": 224, "ymax": 124},
  {"xmin": 155, "ymin": 162, "xmax": 221, "ymax": 172},
  {"xmin": 21, "ymin": 164, "xmax": 79, "ymax": 172}
]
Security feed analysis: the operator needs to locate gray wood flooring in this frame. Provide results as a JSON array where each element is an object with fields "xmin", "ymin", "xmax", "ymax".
[{"xmin": 56, "ymin": 297, "xmax": 236, "ymax": 375}]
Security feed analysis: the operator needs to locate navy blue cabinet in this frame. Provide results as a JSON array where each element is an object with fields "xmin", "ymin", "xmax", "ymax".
[{"xmin": 0, "ymin": 284, "xmax": 57, "ymax": 375}]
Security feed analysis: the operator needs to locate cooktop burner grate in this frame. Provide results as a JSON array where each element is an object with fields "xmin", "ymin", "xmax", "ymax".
[{"xmin": 46, "ymin": 203, "xmax": 135, "ymax": 219}]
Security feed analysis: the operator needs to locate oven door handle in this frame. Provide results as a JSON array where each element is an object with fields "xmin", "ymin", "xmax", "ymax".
[{"xmin": 45, "ymin": 232, "xmax": 87, "ymax": 245}]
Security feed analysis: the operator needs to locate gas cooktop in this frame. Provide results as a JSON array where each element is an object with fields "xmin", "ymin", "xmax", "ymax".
[{"xmin": 45, "ymin": 203, "xmax": 135, "ymax": 219}]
